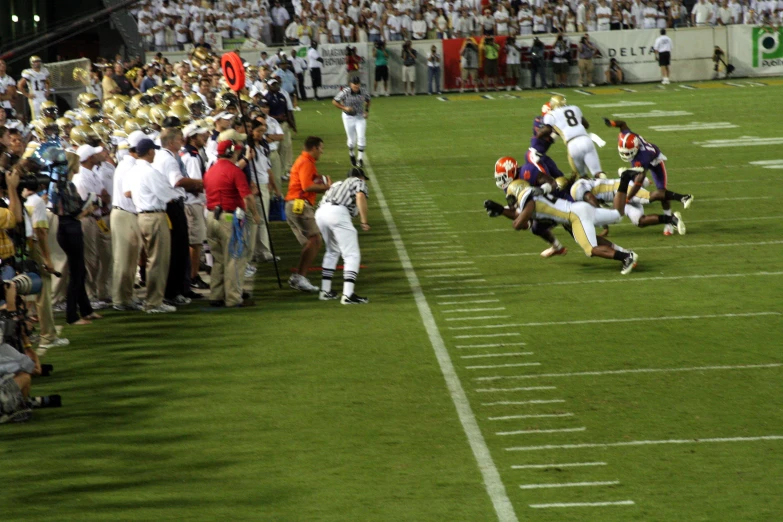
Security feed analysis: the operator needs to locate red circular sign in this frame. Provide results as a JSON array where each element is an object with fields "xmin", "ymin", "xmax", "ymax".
[{"xmin": 221, "ymin": 52, "xmax": 245, "ymax": 92}]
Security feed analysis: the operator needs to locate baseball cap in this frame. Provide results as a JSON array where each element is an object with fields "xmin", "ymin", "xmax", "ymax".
[
  {"xmin": 128, "ymin": 130, "xmax": 148, "ymax": 149},
  {"xmin": 77, "ymin": 144, "xmax": 104, "ymax": 162},
  {"xmin": 135, "ymin": 139, "xmax": 160, "ymax": 156},
  {"xmin": 218, "ymin": 129, "xmax": 247, "ymax": 142},
  {"xmin": 183, "ymin": 123, "xmax": 209, "ymax": 139},
  {"xmin": 217, "ymin": 140, "xmax": 239, "ymax": 156},
  {"xmin": 215, "ymin": 111, "xmax": 234, "ymax": 120},
  {"xmin": 350, "ymin": 76, "xmax": 361, "ymax": 84},
  {"xmin": 267, "ymin": 78, "xmax": 279, "ymax": 85}
]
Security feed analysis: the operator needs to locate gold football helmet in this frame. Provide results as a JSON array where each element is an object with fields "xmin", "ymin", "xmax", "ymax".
[
  {"xmin": 103, "ymin": 97, "xmax": 120, "ymax": 114},
  {"xmin": 124, "ymin": 118, "xmax": 149, "ymax": 134},
  {"xmin": 505, "ymin": 179, "xmax": 532, "ymax": 208},
  {"xmin": 41, "ymin": 100, "xmax": 58, "ymax": 119},
  {"xmin": 56, "ymin": 117, "xmax": 75, "ymax": 136},
  {"xmin": 168, "ymin": 105, "xmax": 191, "ymax": 125},
  {"xmin": 184, "ymin": 93, "xmax": 207, "ymax": 118},
  {"xmin": 31, "ymin": 118, "xmax": 60, "ymax": 141},
  {"xmin": 91, "ymin": 122, "xmax": 112, "ymax": 144},
  {"xmin": 135, "ymin": 105, "xmax": 152, "ymax": 122},
  {"xmin": 77, "ymin": 92, "xmax": 101, "ymax": 110},
  {"xmin": 149, "ymin": 104, "xmax": 169, "ymax": 126},
  {"xmin": 30, "ymin": 55, "xmax": 42, "ymax": 66},
  {"xmin": 81, "ymin": 107, "xmax": 104, "ymax": 124},
  {"xmin": 112, "ymin": 109, "xmax": 129, "ymax": 129},
  {"xmin": 70, "ymin": 124, "xmax": 101, "ymax": 146},
  {"xmin": 548, "ymin": 95, "xmax": 567, "ymax": 110}
]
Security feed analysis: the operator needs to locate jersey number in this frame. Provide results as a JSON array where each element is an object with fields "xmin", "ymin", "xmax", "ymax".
[{"xmin": 564, "ymin": 109, "xmax": 579, "ymax": 127}]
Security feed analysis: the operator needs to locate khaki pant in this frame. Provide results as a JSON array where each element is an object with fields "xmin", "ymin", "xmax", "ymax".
[
  {"xmin": 110, "ymin": 209, "xmax": 141, "ymax": 307},
  {"xmin": 269, "ymin": 149, "xmax": 283, "ymax": 192},
  {"xmin": 279, "ymin": 122, "xmax": 294, "ymax": 174},
  {"xmin": 97, "ymin": 215, "xmax": 112, "ymax": 301},
  {"xmin": 80, "ymin": 216, "xmax": 100, "ymax": 300},
  {"xmin": 31, "ymin": 240, "xmax": 57, "ymax": 343},
  {"xmin": 137, "ymin": 213, "xmax": 171, "ymax": 308},
  {"xmin": 47, "ymin": 212, "xmax": 68, "ymax": 305},
  {"xmin": 578, "ymin": 58, "xmax": 594, "ymax": 85},
  {"xmin": 253, "ymin": 186, "xmax": 272, "ymax": 260},
  {"xmin": 206, "ymin": 212, "xmax": 247, "ymax": 307}
]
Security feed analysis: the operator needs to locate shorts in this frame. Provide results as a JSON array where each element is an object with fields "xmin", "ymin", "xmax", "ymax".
[
  {"xmin": 185, "ymin": 203, "xmax": 207, "ymax": 244},
  {"xmin": 506, "ymin": 63, "xmax": 521, "ymax": 79},
  {"xmin": 658, "ymin": 51, "xmax": 670, "ymax": 66},
  {"xmin": 375, "ymin": 65, "xmax": 389, "ymax": 82},
  {"xmin": 402, "ymin": 65, "xmax": 416, "ymax": 82},
  {"xmin": 285, "ymin": 199, "xmax": 320, "ymax": 245},
  {"xmin": 649, "ymin": 162, "xmax": 668, "ymax": 190},
  {"xmin": 461, "ymin": 67, "xmax": 477, "ymax": 80},
  {"xmin": 553, "ymin": 61, "xmax": 569, "ymax": 75},
  {"xmin": 484, "ymin": 59, "xmax": 498, "ymax": 76}
]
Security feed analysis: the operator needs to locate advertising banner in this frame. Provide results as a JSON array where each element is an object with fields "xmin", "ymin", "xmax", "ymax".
[
  {"xmin": 729, "ymin": 25, "xmax": 783, "ymax": 77},
  {"xmin": 298, "ymin": 43, "xmax": 373, "ymax": 99}
]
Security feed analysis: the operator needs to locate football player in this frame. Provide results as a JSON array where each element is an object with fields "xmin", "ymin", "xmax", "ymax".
[
  {"xmin": 529, "ymin": 102, "xmax": 566, "ymax": 180},
  {"xmin": 537, "ymin": 95, "xmax": 606, "ymax": 179},
  {"xmin": 570, "ymin": 177, "xmax": 686, "ymax": 234},
  {"xmin": 507, "ymin": 171, "xmax": 639, "ymax": 274},
  {"xmin": 487, "ymin": 156, "xmax": 568, "ymax": 257},
  {"xmin": 17, "ymin": 56, "xmax": 50, "ymax": 120},
  {"xmin": 604, "ymin": 118, "xmax": 693, "ymax": 236}
]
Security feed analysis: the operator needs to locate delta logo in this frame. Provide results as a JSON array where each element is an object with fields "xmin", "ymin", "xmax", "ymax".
[{"xmin": 753, "ymin": 27, "xmax": 783, "ymax": 67}]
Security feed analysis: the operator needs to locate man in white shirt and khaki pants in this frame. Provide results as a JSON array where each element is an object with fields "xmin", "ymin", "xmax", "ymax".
[{"xmin": 653, "ymin": 29, "xmax": 673, "ymax": 85}]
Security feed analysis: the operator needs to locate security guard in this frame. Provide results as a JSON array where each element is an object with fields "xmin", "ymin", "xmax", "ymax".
[{"xmin": 203, "ymin": 138, "xmax": 261, "ymax": 308}]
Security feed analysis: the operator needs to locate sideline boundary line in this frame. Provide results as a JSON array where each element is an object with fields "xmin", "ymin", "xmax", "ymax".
[
  {"xmin": 507, "ymin": 435, "xmax": 783, "ymax": 452},
  {"xmin": 365, "ymin": 158, "xmax": 518, "ymax": 522}
]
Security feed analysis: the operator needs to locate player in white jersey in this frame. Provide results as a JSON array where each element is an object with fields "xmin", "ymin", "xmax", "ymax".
[
  {"xmin": 17, "ymin": 56, "xmax": 51, "ymax": 120},
  {"xmin": 507, "ymin": 171, "xmax": 639, "ymax": 274},
  {"xmin": 539, "ymin": 95, "xmax": 605, "ymax": 178},
  {"xmin": 0, "ymin": 59, "xmax": 17, "ymax": 111},
  {"xmin": 570, "ymin": 176, "xmax": 686, "ymax": 234}
]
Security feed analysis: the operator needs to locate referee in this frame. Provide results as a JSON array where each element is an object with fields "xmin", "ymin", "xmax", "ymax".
[
  {"xmin": 314, "ymin": 167, "xmax": 371, "ymax": 305},
  {"xmin": 653, "ymin": 29, "xmax": 672, "ymax": 85},
  {"xmin": 332, "ymin": 76, "xmax": 370, "ymax": 168}
]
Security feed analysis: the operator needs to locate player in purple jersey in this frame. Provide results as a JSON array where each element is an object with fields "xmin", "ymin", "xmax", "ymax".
[
  {"xmin": 529, "ymin": 105, "xmax": 566, "ymax": 180},
  {"xmin": 604, "ymin": 118, "xmax": 694, "ymax": 236}
]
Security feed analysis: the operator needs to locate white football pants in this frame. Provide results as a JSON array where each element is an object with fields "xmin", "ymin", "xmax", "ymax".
[
  {"xmin": 567, "ymin": 135, "xmax": 603, "ymax": 177},
  {"xmin": 315, "ymin": 203, "xmax": 361, "ymax": 291},
  {"xmin": 342, "ymin": 113, "xmax": 367, "ymax": 151}
]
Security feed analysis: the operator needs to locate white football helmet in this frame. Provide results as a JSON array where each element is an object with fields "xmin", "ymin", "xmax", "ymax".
[
  {"xmin": 618, "ymin": 133, "xmax": 640, "ymax": 162},
  {"xmin": 494, "ymin": 156, "xmax": 518, "ymax": 191}
]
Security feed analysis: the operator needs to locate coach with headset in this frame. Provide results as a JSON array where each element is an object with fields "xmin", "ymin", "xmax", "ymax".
[{"xmin": 203, "ymin": 136, "xmax": 261, "ymax": 308}]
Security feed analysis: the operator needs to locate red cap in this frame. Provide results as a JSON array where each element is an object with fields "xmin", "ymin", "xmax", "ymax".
[{"xmin": 217, "ymin": 140, "xmax": 235, "ymax": 156}]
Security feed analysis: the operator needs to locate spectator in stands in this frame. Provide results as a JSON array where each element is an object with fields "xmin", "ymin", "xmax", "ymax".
[
  {"xmin": 141, "ymin": 67, "xmax": 157, "ymax": 93},
  {"xmin": 412, "ymin": 13, "xmax": 428, "ymax": 40},
  {"xmin": 692, "ymin": 0, "xmax": 715, "ymax": 25},
  {"xmin": 272, "ymin": 1, "xmax": 291, "ymax": 44},
  {"xmin": 102, "ymin": 66, "xmax": 121, "ymax": 98}
]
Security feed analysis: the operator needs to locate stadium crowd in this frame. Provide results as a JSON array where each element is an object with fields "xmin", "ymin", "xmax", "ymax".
[{"xmin": 132, "ymin": 0, "xmax": 782, "ymax": 50}]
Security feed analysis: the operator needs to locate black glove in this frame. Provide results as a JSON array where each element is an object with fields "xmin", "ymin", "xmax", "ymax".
[
  {"xmin": 603, "ymin": 117, "xmax": 612, "ymax": 127},
  {"xmin": 484, "ymin": 200, "xmax": 505, "ymax": 218}
]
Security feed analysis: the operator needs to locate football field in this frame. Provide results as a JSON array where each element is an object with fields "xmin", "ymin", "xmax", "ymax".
[{"xmin": 3, "ymin": 79, "xmax": 783, "ymax": 521}]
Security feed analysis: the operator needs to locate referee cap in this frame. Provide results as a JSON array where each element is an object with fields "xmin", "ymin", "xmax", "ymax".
[
  {"xmin": 348, "ymin": 167, "xmax": 369, "ymax": 180},
  {"xmin": 350, "ymin": 76, "xmax": 361, "ymax": 85}
]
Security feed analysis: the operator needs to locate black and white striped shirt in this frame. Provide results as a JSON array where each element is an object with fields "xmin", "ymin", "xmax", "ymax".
[
  {"xmin": 333, "ymin": 87, "xmax": 370, "ymax": 117},
  {"xmin": 322, "ymin": 178, "xmax": 369, "ymax": 217}
]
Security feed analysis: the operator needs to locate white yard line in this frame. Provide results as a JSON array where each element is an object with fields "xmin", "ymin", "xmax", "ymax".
[
  {"xmin": 520, "ymin": 480, "xmax": 619, "ymax": 489},
  {"xmin": 479, "ymin": 387, "xmax": 557, "ymax": 394},
  {"xmin": 455, "ymin": 333, "xmax": 524, "ymax": 339},
  {"xmin": 456, "ymin": 342, "xmax": 527, "ymax": 349},
  {"xmin": 424, "ymin": 272, "xmax": 484, "ymax": 278},
  {"xmin": 483, "ymin": 399, "xmax": 566, "ymax": 406},
  {"xmin": 514, "ymin": 311, "xmax": 780, "ymax": 328},
  {"xmin": 530, "ymin": 500, "xmax": 635, "ymax": 508},
  {"xmin": 449, "ymin": 323, "xmax": 524, "ymax": 331},
  {"xmin": 365, "ymin": 159, "xmax": 519, "ymax": 522},
  {"xmin": 490, "ymin": 412, "xmax": 572, "ymax": 420},
  {"xmin": 440, "ymin": 300, "xmax": 501, "ymax": 306},
  {"xmin": 418, "ymin": 261, "xmax": 476, "ymax": 267},
  {"xmin": 480, "ymin": 241, "xmax": 783, "ymax": 259},
  {"xmin": 411, "ymin": 240, "xmax": 453, "ymax": 246},
  {"xmin": 446, "ymin": 315, "xmax": 512, "ymax": 322},
  {"xmin": 475, "ymin": 363, "xmax": 782, "ymax": 382},
  {"xmin": 415, "ymin": 249, "xmax": 467, "ymax": 256},
  {"xmin": 443, "ymin": 307, "xmax": 506, "ymax": 313},
  {"xmin": 467, "ymin": 362, "xmax": 542, "ymax": 370},
  {"xmin": 498, "ymin": 427, "xmax": 587, "ymax": 436},
  {"xmin": 513, "ymin": 461, "xmax": 606, "ymax": 469},
  {"xmin": 438, "ymin": 292, "xmax": 496, "ymax": 299},
  {"xmin": 461, "ymin": 353, "xmax": 534, "ymax": 359},
  {"xmin": 506, "ymin": 435, "xmax": 783, "ymax": 452},
  {"xmin": 447, "ymin": 215, "xmax": 783, "ymax": 231}
]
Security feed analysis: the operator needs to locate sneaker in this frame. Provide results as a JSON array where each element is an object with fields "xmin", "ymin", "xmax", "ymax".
[
  {"xmin": 39, "ymin": 338, "xmax": 70, "ymax": 350},
  {"xmin": 281, "ymin": 174, "xmax": 290, "ymax": 182},
  {"xmin": 540, "ymin": 245, "xmax": 567, "ymax": 258},
  {"xmin": 674, "ymin": 212, "xmax": 686, "ymax": 235},
  {"xmin": 244, "ymin": 264, "xmax": 257, "ymax": 278},
  {"xmin": 295, "ymin": 276, "xmax": 319, "ymax": 293},
  {"xmin": 53, "ymin": 302, "xmax": 66, "ymax": 313},
  {"xmin": 168, "ymin": 295, "xmax": 191, "ymax": 306},
  {"xmin": 681, "ymin": 194, "xmax": 693, "ymax": 209},
  {"xmin": 183, "ymin": 290, "xmax": 203, "ymax": 300},
  {"xmin": 262, "ymin": 255, "xmax": 281, "ymax": 263},
  {"xmin": 90, "ymin": 300, "xmax": 107, "ymax": 310},
  {"xmin": 191, "ymin": 276, "xmax": 210, "ymax": 290},
  {"xmin": 319, "ymin": 290, "xmax": 339, "ymax": 301},
  {"xmin": 288, "ymin": 274, "xmax": 302, "ymax": 289},
  {"xmin": 294, "ymin": 106, "xmax": 302, "ymax": 111},
  {"xmin": 620, "ymin": 251, "xmax": 639, "ymax": 275},
  {"xmin": 146, "ymin": 303, "xmax": 177, "ymax": 313},
  {"xmin": 663, "ymin": 224, "xmax": 674, "ymax": 236},
  {"xmin": 384, "ymin": 92, "xmax": 390, "ymax": 97},
  {"xmin": 113, "ymin": 303, "xmax": 139, "ymax": 311},
  {"xmin": 341, "ymin": 293, "xmax": 369, "ymax": 304}
]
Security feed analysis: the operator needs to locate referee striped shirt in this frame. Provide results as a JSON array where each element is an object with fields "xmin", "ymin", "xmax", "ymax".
[
  {"xmin": 334, "ymin": 86, "xmax": 370, "ymax": 117},
  {"xmin": 322, "ymin": 178, "xmax": 369, "ymax": 217}
]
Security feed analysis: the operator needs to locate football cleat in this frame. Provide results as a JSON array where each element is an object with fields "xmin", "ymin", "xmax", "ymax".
[
  {"xmin": 674, "ymin": 212, "xmax": 686, "ymax": 235},
  {"xmin": 319, "ymin": 290, "xmax": 339, "ymax": 301},
  {"xmin": 618, "ymin": 133, "xmax": 640, "ymax": 162},
  {"xmin": 540, "ymin": 245, "xmax": 567, "ymax": 258},
  {"xmin": 494, "ymin": 156, "xmax": 518, "ymax": 190},
  {"xmin": 663, "ymin": 224, "xmax": 674, "ymax": 236},
  {"xmin": 620, "ymin": 251, "xmax": 639, "ymax": 275},
  {"xmin": 681, "ymin": 194, "xmax": 693, "ymax": 209},
  {"xmin": 341, "ymin": 293, "xmax": 369, "ymax": 304}
]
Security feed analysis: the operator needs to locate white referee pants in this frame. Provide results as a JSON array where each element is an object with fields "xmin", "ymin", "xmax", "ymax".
[
  {"xmin": 342, "ymin": 113, "xmax": 367, "ymax": 151},
  {"xmin": 567, "ymin": 135, "xmax": 603, "ymax": 177},
  {"xmin": 315, "ymin": 203, "xmax": 361, "ymax": 294}
]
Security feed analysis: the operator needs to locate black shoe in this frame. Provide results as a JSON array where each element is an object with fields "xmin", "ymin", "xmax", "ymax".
[
  {"xmin": 183, "ymin": 290, "xmax": 203, "ymax": 299},
  {"xmin": 191, "ymin": 276, "xmax": 210, "ymax": 290},
  {"xmin": 350, "ymin": 156, "xmax": 357, "ymax": 166},
  {"xmin": 209, "ymin": 300, "xmax": 225, "ymax": 307},
  {"xmin": 341, "ymin": 293, "xmax": 369, "ymax": 305},
  {"xmin": 242, "ymin": 291, "xmax": 251, "ymax": 300}
]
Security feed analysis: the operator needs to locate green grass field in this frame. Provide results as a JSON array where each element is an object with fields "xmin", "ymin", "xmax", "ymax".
[{"xmin": 2, "ymin": 79, "xmax": 783, "ymax": 521}]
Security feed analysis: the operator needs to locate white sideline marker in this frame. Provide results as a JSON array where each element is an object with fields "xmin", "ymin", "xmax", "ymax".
[
  {"xmin": 411, "ymin": 240, "xmax": 452, "ymax": 246},
  {"xmin": 649, "ymin": 122, "xmax": 738, "ymax": 132},
  {"xmin": 498, "ymin": 427, "xmax": 587, "ymax": 436},
  {"xmin": 467, "ymin": 362, "xmax": 541, "ymax": 370},
  {"xmin": 462, "ymin": 353, "xmax": 534, "ymax": 359},
  {"xmin": 449, "ymin": 323, "xmax": 524, "ymax": 331},
  {"xmin": 364, "ymin": 158, "xmax": 519, "ymax": 522},
  {"xmin": 513, "ymin": 461, "xmax": 606, "ymax": 469},
  {"xmin": 447, "ymin": 315, "xmax": 512, "ymax": 322},
  {"xmin": 438, "ymin": 292, "xmax": 495, "ymax": 299},
  {"xmin": 418, "ymin": 261, "xmax": 476, "ymax": 267},
  {"xmin": 586, "ymin": 101, "xmax": 653, "ymax": 108},
  {"xmin": 520, "ymin": 480, "xmax": 619, "ymax": 489},
  {"xmin": 455, "ymin": 342, "xmax": 527, "ymax": 349},
  {"xmin": 479, "ymin": 386, "xmax": 557, "ymax": 394},
  {"xmin": 475, "ymin": 363, "xmax": 782, "ymax": 382},
  {"xmin": 507, "ymin": 435, "xmax": 783, "ymax": 452},
  {"xmin": 490, "ymin": 412, "xmax": 571, "ymax": 420},
  {"xmin": 443, "ymin": 307, "xmax": 506, "ymax": 313},
  {"xmin": 530, "ymin": 500, "xmax": 635, "ymax": 508},
  {"xmin": 454, "ymin": 333, "xmax": 523, "ymax": 339},
  {"xmin": 573, "ymin": 89, "xmax": 594, "ymax": 96},
  {"xmin": 439, "ymin": 299, "xmax": 501, "ymax": 306},
  {"xmin": 611, "ymin": 110, "xmax": 693, "ymax": 118},
  {"xmin": 515, "ymin": 311, "xmax": 780, "ymax": 328},
  {"xmin": 483, "ymin": 399, "xmax": 566, "ymax": 406},
  {"xmin": 680, "ymin": 84, "xmax": 697, "ymax": 90}
]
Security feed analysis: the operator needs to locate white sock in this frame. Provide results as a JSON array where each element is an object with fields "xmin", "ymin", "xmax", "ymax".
[
  {"xmin": 343, "ymin": 281, "xmax": 355, "ymax": 297},
  {"xmin": 664, "ymin": 209, "xmax": 672, "ymax": 216},
  {"xmin": 321, "ymin": 279, "xmax": 332, "ymax": 293},
  {"xmin": 552, "ymin": 239, "xmax": 563, "ymax": 249},
  {"xmin": 358, "ymin": 149, "xmax": 364, "ymax": 162}
]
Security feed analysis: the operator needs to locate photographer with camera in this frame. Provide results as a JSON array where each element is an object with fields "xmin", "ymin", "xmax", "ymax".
[
  {"xmin": 529, "ymin": 37, "xmax": 547, "ymax": 89},
  {"xmin": 401, "ymin": 40, "xmax": 418, "ymax": 96},
  {"xmin": 373, "ymin": 41, "xmax": 390, "ymax": 97}
]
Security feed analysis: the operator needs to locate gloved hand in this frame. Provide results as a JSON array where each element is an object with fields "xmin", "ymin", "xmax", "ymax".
[
  {"xmin": 603, "ymin": 117, "xmax": 613, "ymax": 127},
  {"xmin": 484, "ymin": 200, "xmax": 505, "ymax": 218}
]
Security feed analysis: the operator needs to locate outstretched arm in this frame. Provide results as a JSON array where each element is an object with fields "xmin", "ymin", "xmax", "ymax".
[{"xmin": 603, "ymin": 117, "xmax": 630, "ymax": 132}]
